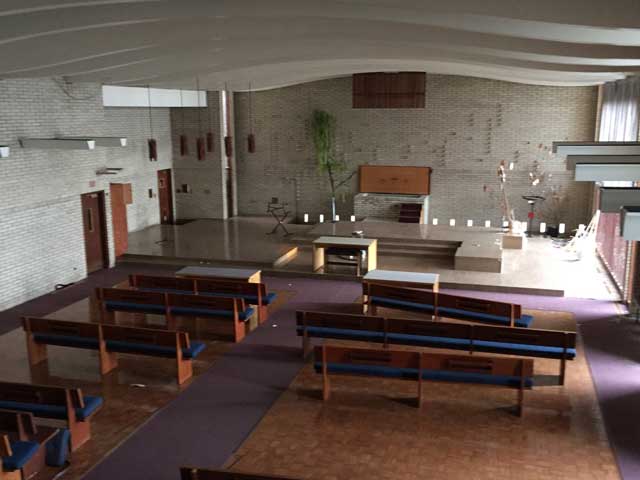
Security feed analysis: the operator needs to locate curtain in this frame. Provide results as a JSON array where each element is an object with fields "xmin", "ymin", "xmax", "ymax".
[
  {"xmin": 599, "ymin": 76, "xmax": 640, "ymax": 142},
  {"xmin": 596, "ymin": 76, "xmax": 640, "ymax": 299}
]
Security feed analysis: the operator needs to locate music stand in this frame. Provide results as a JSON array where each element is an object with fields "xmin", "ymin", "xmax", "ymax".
[
  {"xmin": 522, "ymin": 195, "xmax": 545, "ymax": 237},
  {"xmin": 266, "ymin": 197, "xmax": 292, "ymax": 236}
]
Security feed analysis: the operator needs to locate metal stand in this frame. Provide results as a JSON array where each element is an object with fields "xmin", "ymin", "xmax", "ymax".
[
  {"xmin": 522, "ymin": 195, "xmax": 545, "ymax": 237},
  {"xmin": 266, "ymin": 198, "xmax": 292, "ymax": 236}
]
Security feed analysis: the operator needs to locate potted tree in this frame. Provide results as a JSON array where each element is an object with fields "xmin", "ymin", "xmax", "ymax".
[{"xmin": 311, "ymin": 109, "xmax": 355, "ymax": 221}]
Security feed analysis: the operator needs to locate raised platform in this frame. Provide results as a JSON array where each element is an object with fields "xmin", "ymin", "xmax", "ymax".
[{"xmin": 122, "ymin": 217, "xmax": 619, "ymax": 299}]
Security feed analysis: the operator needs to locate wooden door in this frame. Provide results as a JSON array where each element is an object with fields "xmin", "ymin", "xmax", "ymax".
[
  {"xmin": 110, "ymin": 183, "xmax": 130, "ymax": 257},
  {"xmin": 81, "ymin": 191, "xmax": 108, "ymax": 273},
  {"xmin": 157, "ymin": 169, "xmax": 174, "ymax": 224}
]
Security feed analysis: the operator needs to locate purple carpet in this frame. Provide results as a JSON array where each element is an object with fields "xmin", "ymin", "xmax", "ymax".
[{"xmin": 1, "ymin": 268, "xmax": 638, "ymax": 479}]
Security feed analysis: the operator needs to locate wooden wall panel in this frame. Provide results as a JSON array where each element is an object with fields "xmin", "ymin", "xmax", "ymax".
[
  {"xmin": 109, "ymin": 183, "xmax": 129, "ymax": 257},
  {"xmin": 353, "ymin": 73, "xmax": 425, "ymax": 109},
  {"xmin": 359, "ymin": 165, "xmax": 431, "ymax": 195}
]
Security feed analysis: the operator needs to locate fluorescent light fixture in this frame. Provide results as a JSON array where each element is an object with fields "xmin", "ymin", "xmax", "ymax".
[
  {"xmin": 449, "ymin": 219, "xmax": 456, "ymax": 227},
  {"xmin": 432, "ymin": 218, "xmax": 438, "ymax": 225},
  {"xmin": 466, "ymin": 220, "xmax": 473, "ymax": 227},
  {"xmin": 485, "ymin": 220, "xmax": 491, "ymax": 228},
  {"xmin": 540, "ymin": 222, "xmax": 547, "ymax": 233},
  {"xmin": 350, "ymin": 215, "xmax": 356, "ymax": 222},
  {"xmin": 0, "ymin": 146, "xmax": 9, "ymax": 158},
  {"xmin": 63, "ymin": 137, "xmax": 127, "ymax": 147},
  {"xmin": 303, "ymin": 213, "xmax": 309, "ymax": 223},
  {"xmin": 19, "ymin": 138, "xmax": 95, "ymax": 150},
  {"xmin": 575, "ymin": 163, "xmax": 640, "ymax": 181},
  {"xmin": 319, "ymin": 214, "xmax": 324, "ymax": 223},
  {"xmin": 559, "ymin": 223, "xmax": 566, "ymax": 234}
]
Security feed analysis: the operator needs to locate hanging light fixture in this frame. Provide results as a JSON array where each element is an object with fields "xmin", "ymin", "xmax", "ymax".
[
  {"xmin": 179, "ymin": 89, "xmax": 188, "ymax": 156},
  {"xmin": 206, "ymin": 89, "xmax": 215, "ymax": 153},
  {"xmin": 195, "ymin": 77, "xmax": 205, "ymax": 161},
  {"xmin": 147, "ymin": 85, "xmax": 157, "ymax": 161},
  {"xmin": 247, "ymin": 82, "xmax": 256, "ymax": 153}
]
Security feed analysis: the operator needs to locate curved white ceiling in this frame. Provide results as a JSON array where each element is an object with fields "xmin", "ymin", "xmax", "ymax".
[{"xmin": 1, "ymin": 0, "xmax": 640, "ymax": 89}]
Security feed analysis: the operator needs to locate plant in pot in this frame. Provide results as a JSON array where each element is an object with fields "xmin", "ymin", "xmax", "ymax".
[{"xmin": 311, "ymin": 109, "xmax": 356, "ymax": 221}]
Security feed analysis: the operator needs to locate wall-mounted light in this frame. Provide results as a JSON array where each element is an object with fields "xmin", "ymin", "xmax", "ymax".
[{"xmin": 20, "ymin": 138, "xmax": 95, "ymax": 150}]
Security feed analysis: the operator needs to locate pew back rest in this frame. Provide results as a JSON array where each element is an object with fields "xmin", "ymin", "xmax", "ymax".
[
  {"xmin": 437, "ymin": 292, "xmax": 521, "ymax": 319},
  {"xmin": 470, "ymin": 324, "xmax": 576, "ymax": 348},
  {"xmin": 296, "ymin": 311, "xmax": 386, "ymax": 332},
  {"xmin": 22, "ymin": 317, "xmax": 100, "ymax": 340},
  {"xmin": 98, "ymin": 288, "xmax": 167, "ymax": 307},
  {"xmin": 364, "ymin": 283, "xmax": 436, "ymax": 306},
  {"xmin": 129, "ymin": 274, "xmax": 195, "ymax": 292},
  {"xmin": 193, "ymin": 278, "xmax": 266, "ymax": 297},
  {"xmin": 317, "ymin": 345, "xmax": 420, "ymax": 369},
  {"xmin": 0, "ymin": 410, "xmax": 37, "ymax": 439},
  {"xmin": 181, "ymin": 467, "xmax": 300, "ymax": 480},
  {"xmin": 167, "ymin": 293, "xmax": 243, "ymax": 312},
  {"xmin": 0, "ymin": 382, "xmax": 82, "ymax": 410},
  {"xmin": 386, "ymin": 317, "xmax": 471, "ymax": 338},
  {"xmin": 101, "ymin": 324, "xmax": 189, "ymax": 349}
]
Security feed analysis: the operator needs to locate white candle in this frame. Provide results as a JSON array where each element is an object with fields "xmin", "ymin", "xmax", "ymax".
[
  {"xmin": 319, "ymin": 214, "xmax": 324, "ymax": 223},
  {"xmin": 540, "ymin": 222, "xmax": 547, "ymax": 233},
  {"xmin": 509, "ymin": 162, "xmax": 515, "ymax": 170},
  {"xmin": 559, "ymin": 223, "xmax": 566, "ymax": 234},
  {"xmin": 303, "ymin": 213, "xmax": 309, "ymax": 223},
  {"xmin": 466, "ymin": 220, "xmax": 473, "ymax": 227},
  {"xmin": 578, "ymin": 223, "xmax": 586, "ymax": 232},
  {"xmin": 485, "ymin": 220, "xmax": 491, "ymax": 228},
  {"xmin": 503, "ymin": 220, "xmax": 509, "ymax": 228},
  {"xmin": 432, "ymin": 218, "xmax": 438, "ymax": 225},
  {"xmin": 350, "ymin": 215, "xmax": 356, "ymax": 222},
  {"xmin": 335, "ymin": 215, "xmax": 340, "ymax": 221},
  {"xmin": 449, "ymin": 219, "xmax": 456, "ymax": 227}
]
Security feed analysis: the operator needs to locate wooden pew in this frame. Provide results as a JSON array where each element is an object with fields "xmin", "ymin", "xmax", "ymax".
[
  {"xmin": 315, "ymin": 345, "xmax": 533, "ymax": 416},
  {"xmin": 180, "ymin": 467, "xmax": 299, "ymax": 480},
  {"xmin": 297, "ymin": 311, "xmax": 576, "ymax": 384},
  {"xmin": 0, "ymin": 410, "xmax": 62, "ymax": 480},
  {"xmin": 96, "ymin": 288, "xmax": 252, "ymax": 342},
  {"xmin": 363, "ymin": 283, "xmax": 533, "ymax": 327},
  {"xmin": 0, "ymin": 382, "xmax": 102, "ymax": 451},
  {"xmin": 129, "ymin": 274, "xmax": 276, "ymax": 323},
  {"xmin": 22, "ymin": 317, "xmax": 206, "ymax": 385}
]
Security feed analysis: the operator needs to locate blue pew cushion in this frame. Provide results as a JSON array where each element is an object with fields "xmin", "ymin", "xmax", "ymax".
[
  {"xmin": 2, "ymin": 441, "xmax": 39, "ymax": 471},
  {"xmin": 104, "ymin": 301, "xmax": 166, "ymax": 314},
  {"xmin": 314, "ymin": 363, "xmax": 533, "ymax": 388},
  {"xmin": 296, "ymin": 326, "xmax": 385, "ymax": 342},
  {"xmin": 0, "ymin": 396, "xmax": 103, "ymax": 421},
  {"xmin": 106, "ymin": 340, "xmax": 206, "ymax": 359},
  {"xmin": 370, "ymin": 296, "xmax": 435, "ymax": 313},
  {"xmin": 472, "ymin": 340, "xmax": 576, "ymax": 359},
  {"xmin": 171, "ymin": 306, "xmax": 255, "ymax": 321},
  {"xmin": 45, "ymin": 429, "xmax": 70, "ymax": 467},
  {"xmin": 33, "ymin": 333, "xmax": 99, "ymax": 350}
]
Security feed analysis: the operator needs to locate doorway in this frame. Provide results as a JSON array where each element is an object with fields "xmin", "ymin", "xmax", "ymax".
[
  {"xmin": 81, "ymin": 191, "xmax": 109, "ymax": 273},
  {"xmin": 110, "ymin": 183, "xmax": 130, "ymax": 257},
  {"xmin": 157, "ymin": 169, "xmax": 174, "ymax": 224}
]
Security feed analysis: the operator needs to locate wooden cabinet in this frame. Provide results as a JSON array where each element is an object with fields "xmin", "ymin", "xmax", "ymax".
[{"xmin": 359, "ymin": 165, "xmax": 431, "ymax": 195}]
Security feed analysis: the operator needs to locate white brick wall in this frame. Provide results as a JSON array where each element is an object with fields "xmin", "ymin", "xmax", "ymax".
[
  {"xmin": 0, "ymin": 78, "xmax": 172, "ymax": 310},
  {"xmin": 233, "ymin": 75, "xmax": 597, "ymax": 229}
]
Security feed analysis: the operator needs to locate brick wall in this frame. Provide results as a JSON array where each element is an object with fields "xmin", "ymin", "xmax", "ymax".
[
  {"xmin": 0, "ymin": 78, "xmax": 172, "ymax": 310},
  {"xmin": 170, "ymin": 91, "xmax": 227, "ymax": 219},
  {"xmin": 233, "ymin": 75, "xmax": 597, "ymax": 228}
]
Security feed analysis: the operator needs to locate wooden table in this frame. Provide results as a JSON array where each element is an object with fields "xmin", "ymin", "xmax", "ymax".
[
  {"xmin": 176, "ymin": 266, "xmax": 261, "ymax": 283},
  {"xmin": 362, "ymin": 269, "xmax": 439, "ymax": 292},
  {"xmin": 312, "ymin": 236, "xmax": 377, "ymax": 274}
]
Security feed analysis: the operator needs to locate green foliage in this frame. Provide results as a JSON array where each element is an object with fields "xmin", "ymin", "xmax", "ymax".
[{"xmin": 311, "ymin": 109, "xmax": 337, "ymax": 173}]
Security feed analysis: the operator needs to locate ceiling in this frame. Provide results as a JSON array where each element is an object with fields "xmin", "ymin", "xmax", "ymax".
[{"xmin": 2, "ymin": 0, "xmax": 640, "ymax": 90}]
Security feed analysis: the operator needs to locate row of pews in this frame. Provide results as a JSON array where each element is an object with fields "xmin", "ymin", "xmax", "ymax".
[
  {"xmin": 300, "ymin": 283, "xmax": 577, "ymax": 417},
  {"xmin": 1, "ymin": 272, "xmax": 277, "ymax": 480}
]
